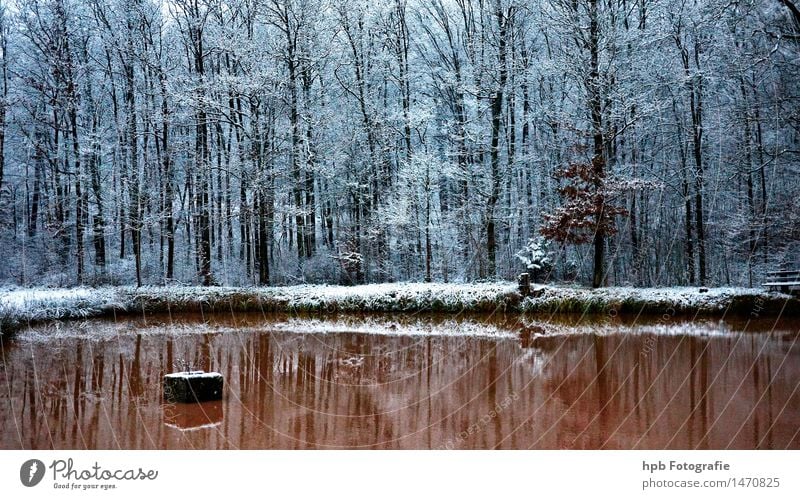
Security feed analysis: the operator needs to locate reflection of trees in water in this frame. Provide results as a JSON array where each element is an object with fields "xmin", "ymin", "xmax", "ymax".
[
  {"xmin": 163, "ymin": 402, "xmax": 223, "ymax": 431},
  {"xmin": 0, "ymin": 321, "xmax": 798, "ymax": 449}
]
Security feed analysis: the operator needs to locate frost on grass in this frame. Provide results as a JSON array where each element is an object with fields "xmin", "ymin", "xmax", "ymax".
[
  {"xmin": 0, "ymin": 287, "xmax": 124, "ymax": 333},
  {"xmin": 1, "ymin": 282, "xmax": 797, "ymax": 335},
  {"xmin": 0, "ymin": 282, "xmax": 519, "ymax": 334},
  {"xmin": 124, "ymin": 281, "xmax": 519, "ymax": 313},
  {"xmin": 521, "ymin": 285, "xmax": 795, "ymax": 316}
]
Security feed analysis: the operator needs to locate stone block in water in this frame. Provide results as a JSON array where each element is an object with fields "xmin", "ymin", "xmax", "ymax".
[{"xmin": 163, "ymin": 371, "xmax": 223, "ymax": 403}]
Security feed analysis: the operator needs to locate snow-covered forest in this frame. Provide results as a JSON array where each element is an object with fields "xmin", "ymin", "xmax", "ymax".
[{"xmin": 0, "ymin": 0, "xmax": 797, "ymax": 288}]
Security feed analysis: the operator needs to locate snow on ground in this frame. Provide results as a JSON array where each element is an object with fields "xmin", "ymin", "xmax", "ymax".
[
  {"xmin": 126, "ymin": 281, "xmax": 518, "ymax": 312},
  {"xmin": 0, "ymin": 286, "xmax": 122, "ymax": 324},
  {"xmin": 0, "ymin": 282, "xmax": 518, "ymax": 334},
  {"xmin": 0, "ymin": 282, "xmax": 795, "ymax": 335},
  {"xmin": 521, "ymin": 285, "xmax": 792, "ymax": 315}
]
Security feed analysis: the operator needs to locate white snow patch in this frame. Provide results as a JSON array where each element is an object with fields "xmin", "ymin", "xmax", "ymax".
[
  {"xmin": 164, "ymin": 371, "xmax": 222, "ymax": 379},
  {"xmin": 523, "ymin": 285, "xmax": 786, "ymax": 312},
  {"xmin": 1, "ymin": 283, "xmax": 792, "ymax": 337},
  {"xmin": 0, "ymin": 286, "xmax": 122, "ymax": 324}
]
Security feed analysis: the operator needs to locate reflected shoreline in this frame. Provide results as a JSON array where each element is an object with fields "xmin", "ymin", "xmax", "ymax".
[{"xmin": 1, "ymin": 315, "xmax": 798, "ymax": 450}]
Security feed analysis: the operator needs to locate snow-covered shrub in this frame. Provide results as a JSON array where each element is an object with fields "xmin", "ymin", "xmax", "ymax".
[
  {"xmin": 331, "ymin": 242, "xmax": 364, "ymax": 284},
  {"xmin": 515, "ymin": 237, "xmax": 553, "ymax": 282}
]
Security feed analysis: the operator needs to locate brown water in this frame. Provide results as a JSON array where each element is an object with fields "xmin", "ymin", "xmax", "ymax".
[{"xmin": 1, "ymin": 313, "xmax": 798, "ymax": 449}]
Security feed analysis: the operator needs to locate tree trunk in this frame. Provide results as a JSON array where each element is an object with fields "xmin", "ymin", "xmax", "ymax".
[
  {"xmin": 187, "ymin": 2, "xmax": 212, "ymax": 286},
  {"xmin": 676, "ymin": 32, "xmax": 707, "ymax": 286},
  {"xmin": 302, "ymin": 66, "xmax": 317, "ymax": 259},
  {"xmin": 689, "ymin": 49, "xmax": 706, "ymax": 286},
  {"xmin": 257, "ymin": 190, "xmax": 270, "ymax": 285},
  {"xmin": 486, "ymin": 0, "xmax": 508, "ymax": 278},
  {"xmin": 160, "ymin": 72, "xmax": 174, "ymax": 280},
  {"xmin": 0, "ymin": 20, "xmax": 6, "ymax": 198},
  {"xmin": 589, "ymin": 0, "xmax": 605, "ymax": 288}
]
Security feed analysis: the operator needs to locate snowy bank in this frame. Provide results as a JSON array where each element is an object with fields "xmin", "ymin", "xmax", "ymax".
[
  {"xmin": 0, "ymin": 283, "xmax": 797, "ymax": 334},
  {"xmin": 519, "ymin": 286, "xmax": 798, "ymax": 316}
]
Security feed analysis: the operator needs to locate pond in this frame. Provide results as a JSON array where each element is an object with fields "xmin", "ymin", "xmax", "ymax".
[{"xmin": 1, "ymin": 313, "xmax": 798, "ymax": 449}]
